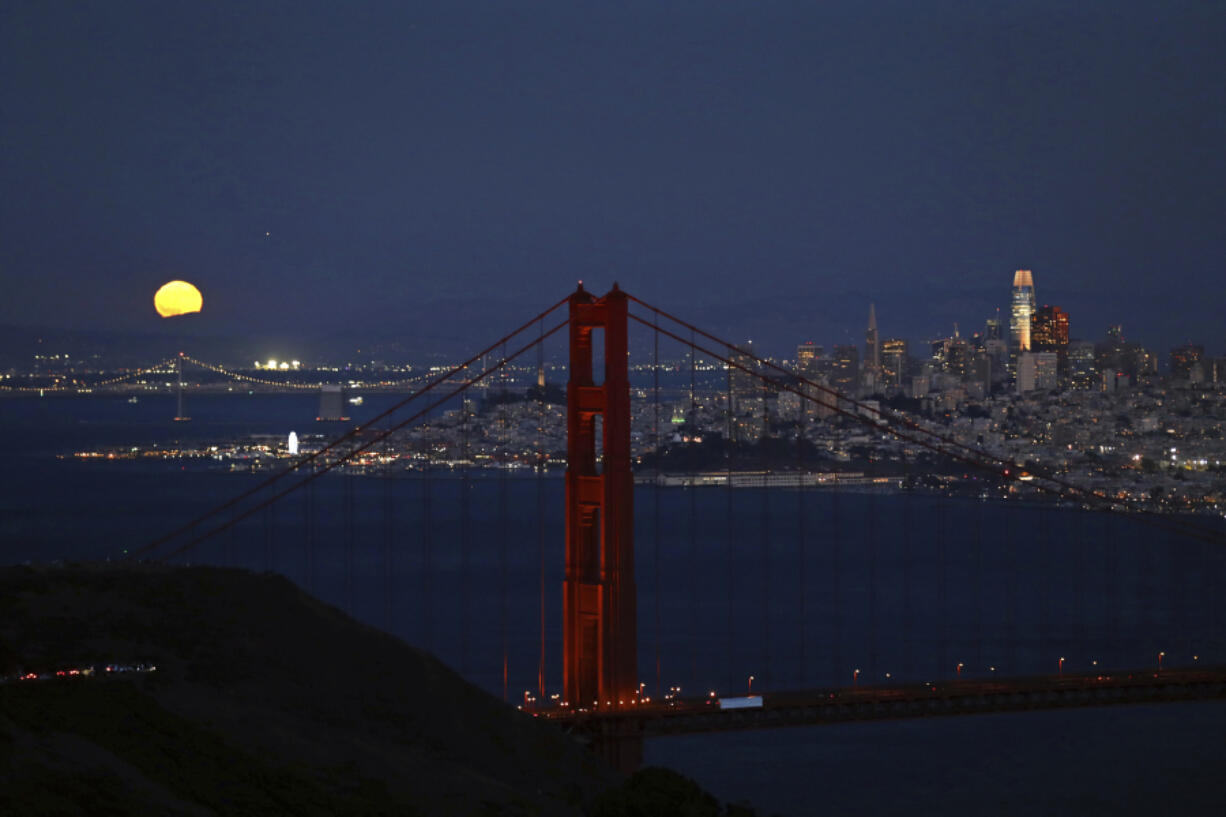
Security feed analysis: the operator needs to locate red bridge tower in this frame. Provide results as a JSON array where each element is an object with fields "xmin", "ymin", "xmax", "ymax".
[{"xmin": 563, "ymin": 284, "xmax": 636, "ymax": 713}]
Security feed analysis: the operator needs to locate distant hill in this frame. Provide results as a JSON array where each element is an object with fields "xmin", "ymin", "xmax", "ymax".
[{"xmin": 0, "ymin": 564, "xmax": 770, "ymax": 816}]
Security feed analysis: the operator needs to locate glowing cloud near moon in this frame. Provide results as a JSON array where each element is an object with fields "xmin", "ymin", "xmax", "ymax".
[{"xmin": 154, "ymin": 280, "xmax": 203, "ymax": 318}]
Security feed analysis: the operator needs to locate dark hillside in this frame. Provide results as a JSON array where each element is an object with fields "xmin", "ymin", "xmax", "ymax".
[{"xmin": 0, "ymin": 564, "xmax": 614, "ymax": 815}]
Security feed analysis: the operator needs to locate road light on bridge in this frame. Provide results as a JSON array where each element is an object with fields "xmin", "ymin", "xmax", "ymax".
[
  {"xmin": 1158, "ymin": 651, "xmax": 1165, "ymax": 673},
  {"xmin": 956, "ymin": 662, "xmax": 964, "ymax": 676},
  {"xmin": 1059, "ymin": 657, "xmax": 1065, "ymax": 677},
  {"xmin": 747, "ymin": 675, "xmax": 754, "ymax": 694},
  {"xmin": 853, "ymin": 668, "xmax": 860, "ymax": 688}
]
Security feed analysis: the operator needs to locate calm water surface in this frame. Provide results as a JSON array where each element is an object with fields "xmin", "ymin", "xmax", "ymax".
[{"xmin": 4, "ymin": 393, "xmax": 1224, "ymax": 815}]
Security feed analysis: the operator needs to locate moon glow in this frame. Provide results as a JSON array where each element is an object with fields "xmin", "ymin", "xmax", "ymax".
[{"xmin": 154, "ymin": 280, "xmax": 203, "ymax": 318}]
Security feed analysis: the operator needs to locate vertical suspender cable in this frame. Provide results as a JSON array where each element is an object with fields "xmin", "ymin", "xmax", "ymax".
[
  {"xmin": 974, "ymin": 494, "xmax": 984, "ymax": 674},
  {"xmin": 760, "ymin": 373, "xmax": 770, "ymax": 687},
  {"xmin": 228, "ymin": 506, "xmax": 237, "ymax": 570},
  {"xmin": 383, "ymin": 436, "xmax": 393, "ymax": 634},
  {"xmin": 422, "ymin": 420, "xmax": 434, "ymax": 652},
  {"xmin": 831, "ymin": 421, "xmax": 842, "ymax": 685},
  {"xmin": 1037, "ymin": 503, "xmax": 1050, "ymax": 672},
  {"xmin": 264, "ymin": 502, "xmax": 273, "ymax": 573},
  {"xmin": 1008, "ymin": 502, "xmax": 1020, "ymax": 671},
  {"xmin": 796, "ymin": 384, "xmax": 806, "ymax": 687},
  {"xmin": 1105, "ymin": 510, "xmax": 1117, "ymax": 667},
  {"xmin": 1169, "ymin": 525, "xmax": 1182, "ymax": 668},
  {"xmin": 1076, "ymin": 507, "xmax": 1086, "ymax": 661},
  {"xmin": 537, "ymin": 320, "xmax": 546, "ymax": 700},
  {"xmin": 902, "ymin": 450, "xmax": 913, "ymax": 677},
  {"xmin": 653, "ymin": 317, "xmax": 662, "ymax": 698},
  {"xmin": 689, "ymin": 387, "xmax": 699, "ymax": 688},
  {"xmin": 460, "ymin": 375, "xmax": 471, "ymax": 677},
  {"xmin": 687, "ymin": 328, "xmax": 697, "ymax": 689},
  {"xmin": 499, "ymin": 341, "xmax": 509, "ymax": 703},
  {"xmin": 936, "ymin": 500, "xmax": 948, "ymax": 677},
  {"xmin": 305, "ymin": 475, "xmax": 315, "ymax": 594},
  {"xmin": 344, "ymin": 466, "xmax": 355, "ymax": 615},
  {"xmin": 725, "ymin": 356, "xmax": 735, "ymax": 693},
  {"xmin": 867, "ymin": 457, "xmax": 877, "ymax": 678}
]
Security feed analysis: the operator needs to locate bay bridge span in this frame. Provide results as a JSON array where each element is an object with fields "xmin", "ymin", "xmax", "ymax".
[{"xmin": 128, "ymin": 284, "xmax": 1226, "ymax": 770}]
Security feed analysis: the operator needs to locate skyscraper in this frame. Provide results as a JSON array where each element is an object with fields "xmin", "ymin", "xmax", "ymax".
[
  {"xmin": 831, "ymin": 344, "xmax": 860, "ymax": 400},
  {"xmin": 1031, "ymin": 305, "xmax": 1069, "ymax": 351},
  {"xmin": 1017, "ymin": 351, "xmax": 1058, "ymax": 393},
  {"xmin": 985, "ymin": 309, "xmax": 1004, "ymax": 342},
  {"xmin": 1031, "ymin": 304, "xmax": 1070, "ymax": 377},
  {"xmin": 1170, "ymin": 344, "xmax": 1205, "ymax": 379},
  {"xmin": 1068, "ymin": 341, "xmax": 1097, "ymax": 390},
  {"xmin": 796, "ymin": 341, "xmax": 818, "ymax": 373},
  {"xmin": 881, "ymin": 338, "xmax": 908, "ymax": 388},
  {"xmin": 1009, "ymin": 269, "xmax": 1036, "ymax": 355},
  {"xmin": 864, "ymin": 303, "xmax": 880, "ymax": 377}
]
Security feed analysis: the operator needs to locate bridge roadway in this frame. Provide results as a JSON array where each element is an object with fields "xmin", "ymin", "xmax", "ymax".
[{"xmin": 538, "ymin": 666, "xmax": 1226, "ymax": 741}]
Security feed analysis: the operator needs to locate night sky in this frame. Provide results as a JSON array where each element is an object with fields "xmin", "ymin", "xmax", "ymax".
[{"xmin": 3, "ymin": 1, "xmax": 1223, "ymax": 358}]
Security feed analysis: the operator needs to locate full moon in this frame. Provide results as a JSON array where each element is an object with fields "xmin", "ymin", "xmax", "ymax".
[{"xmin": 154, "ymin": 280, "xmax": 203, "ymax": 318}]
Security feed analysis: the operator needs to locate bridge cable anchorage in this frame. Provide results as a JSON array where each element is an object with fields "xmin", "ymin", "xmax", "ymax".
[
  {"xmin": 130, "ymin": 295, "xmax": 571, "ymax": 562},
  {"xmin": 147, "ymin": 316, "xmax": 572, "ymax": 563},
  {"xmin": 622, "ymin": 308, "xmax": 1226, "ymax": 547}
]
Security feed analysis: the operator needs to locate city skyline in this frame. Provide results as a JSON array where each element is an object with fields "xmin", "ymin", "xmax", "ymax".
[
  {"xmin": 3, "ymin": 263, "xmax": 1218, "ymax": 373},
  {"xmin": 2, "ymin": 2, "xmax": 1223, "ymax": 359}
]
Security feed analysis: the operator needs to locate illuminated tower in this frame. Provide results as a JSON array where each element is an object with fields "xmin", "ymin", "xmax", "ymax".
[
  {"xmin": 1031, "ymin": 304, "xmax": 1069, "ymax": 378},
  {"xmin": 1009, "ymin": 270, "xmax": 1036, "ymax": 354},
  {"xmin": 563, "ymin": 284, "xmax": 635, "ymax": 716},
  {"xmin": 864, "ymin": 303, "xmax": 880, "ymax": 377},
  {"xmin": 831, "ymin": 344, "xmax": 859, "ymax": 401},
  {"xmin": 1031, "ymin": 305, "xmax": 1069, "ymax": 351},
  {"xmin": 796, "ymin": 341, "xmax": 818, "ymax": 373},
  {"xmin": 881, "ymin": 338, "xmax": 908, "ymax": 387}
]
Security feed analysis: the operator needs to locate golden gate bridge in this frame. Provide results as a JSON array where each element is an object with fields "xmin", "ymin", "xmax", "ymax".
[{"xmin": 116, "ymin": 284, "xmax": 1226, "ymax": 771}]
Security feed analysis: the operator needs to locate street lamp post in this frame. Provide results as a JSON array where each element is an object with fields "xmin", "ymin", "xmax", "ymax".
[
  {"xmin": 1058, "ymin": 657, "xmax": 1065, "ymax": 677},
  {"xmin": 747, "ymin": 675, "xmax": 754, "ymax": 695},
  {"xmin": 1158, "ymin": 651, "xmax": 1165, "ymax": 673},
  {"xmin": 853, "ymin": 668, "xmax": 860, "ymax": 688}
]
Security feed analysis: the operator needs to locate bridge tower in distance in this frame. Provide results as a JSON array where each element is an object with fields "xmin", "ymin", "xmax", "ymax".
[{"xmin": 563, "ymin": 284, "xmax": 636, "ymax": 715}]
